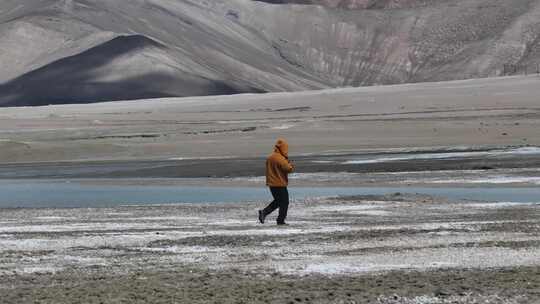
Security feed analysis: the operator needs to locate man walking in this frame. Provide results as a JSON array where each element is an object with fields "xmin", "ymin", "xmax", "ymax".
[{"xmin": 259, "ymin": 138, "xmax": 294, "ymax": 225}]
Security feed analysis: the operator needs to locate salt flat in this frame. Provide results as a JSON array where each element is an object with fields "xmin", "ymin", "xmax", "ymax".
[{"xmin": 0, "ymin": 194, "xmax": 539, "ymax": 303}]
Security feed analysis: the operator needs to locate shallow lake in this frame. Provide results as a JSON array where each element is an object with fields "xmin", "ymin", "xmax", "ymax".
[{"xmin": 0, "ymin": 179, "xmax": 539, "ymax": 208}]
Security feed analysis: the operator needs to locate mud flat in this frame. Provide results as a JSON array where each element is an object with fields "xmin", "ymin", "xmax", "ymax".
[{"xmin": 1, "ymin": 193, "xmax": 539, "ymax": 303}]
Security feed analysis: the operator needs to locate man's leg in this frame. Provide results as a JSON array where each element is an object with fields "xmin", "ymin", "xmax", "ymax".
[
  {"xmin": 262, "ymin": 187, "xmax": 280, "ymax": 217},
  {"xmin": 276, "ymin": 187, "xmax": 289, "ymax": 224}
]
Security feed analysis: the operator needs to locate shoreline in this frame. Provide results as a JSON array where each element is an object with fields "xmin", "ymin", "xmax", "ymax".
[{"xmin": 1, "ymin": 145, "xmax": 540, "ymax": 180}]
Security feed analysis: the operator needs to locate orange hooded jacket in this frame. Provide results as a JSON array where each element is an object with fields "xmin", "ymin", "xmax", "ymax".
[{"xmin": 266, "ymin": 138, "xmax": 294, "ymax": 187}]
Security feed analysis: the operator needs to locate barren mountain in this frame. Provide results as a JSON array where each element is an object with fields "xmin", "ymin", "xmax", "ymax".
[
  {"xmin": 1, "ymin": 0, "xmax": 540, "ymax": 106},
  {"xmin": 254, "ymin": 0, "xmax": 445, "ymax": 9}
]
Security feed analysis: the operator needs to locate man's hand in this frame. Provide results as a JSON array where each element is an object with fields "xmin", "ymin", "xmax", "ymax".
[
  {"xmin": 279, "ymin": 158, "xmax": 295, "ymax": 173},
  {"xmin": 288, "ymin": 161, "xmax": 295, "ymax": 172}
]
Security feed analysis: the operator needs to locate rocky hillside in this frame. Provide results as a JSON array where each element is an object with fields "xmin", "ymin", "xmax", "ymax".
[
  {"xmin": 253, "ymin": 0, "xmax": 445, "ymax": 9},
  {"xmin": 1, "ymin": 0, "xmax": 540, "ymax": 106}
]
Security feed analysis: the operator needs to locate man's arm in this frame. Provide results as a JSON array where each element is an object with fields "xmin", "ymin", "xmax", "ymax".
[{"xmin": 279, "ymin": 157, "xmax": 294, "ymax": 173}]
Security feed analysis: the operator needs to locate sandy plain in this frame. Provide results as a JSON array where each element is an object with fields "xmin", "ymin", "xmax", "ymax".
[
  {"xmin": 1, "ymin": 76, "xmax": 540, "ymax": 303},
  {"xmin": 0, "ymin": 75, "xmax": 540, "ymax": 164}
]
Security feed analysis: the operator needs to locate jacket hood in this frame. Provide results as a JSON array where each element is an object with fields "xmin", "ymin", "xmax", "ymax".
[{"xmin": 273, "ymin": 138, "xmax": 289, "ymax": 158}]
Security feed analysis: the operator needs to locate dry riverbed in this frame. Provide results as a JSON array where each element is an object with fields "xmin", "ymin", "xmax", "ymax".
[{"xmin": 1, "ymin": 193, "xmax": 539, "ymax": 303}]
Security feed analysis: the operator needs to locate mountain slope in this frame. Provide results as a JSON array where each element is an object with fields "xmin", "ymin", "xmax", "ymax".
[
  {"xmin": 0, "ymin": 35, "xmax": 263, "ymax": 106},
  {"xmin": 253, "ymin": 0, "xmax": 447, "ymax": 9},
  {"xmin": 1, "ymin": 0, "xmax": 540, "ymax": 106}
]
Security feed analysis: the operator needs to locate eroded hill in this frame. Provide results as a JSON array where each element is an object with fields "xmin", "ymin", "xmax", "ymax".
[{"xmin": 1, "ymin": 0, "xmax": 539, "ymax": 106}]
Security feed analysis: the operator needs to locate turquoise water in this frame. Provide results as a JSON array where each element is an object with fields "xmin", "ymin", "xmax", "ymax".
[{"xmin": 0, "ymin": 180, "xmax": 539, "ymax": 208}]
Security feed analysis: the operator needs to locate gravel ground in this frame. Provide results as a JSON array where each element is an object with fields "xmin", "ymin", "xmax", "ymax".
[{"xmin": 0, "ymin": 193, "xmax": 539, "ymax": 303}]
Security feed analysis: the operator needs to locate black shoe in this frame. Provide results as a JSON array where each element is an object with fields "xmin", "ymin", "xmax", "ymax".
[
  {"xmin": 258, "ymin": 210, "xmax": 265, "ymax": 224},
  {"xmin": 277, "ymin": 222, "xmax": 288, "ymax": 226}
]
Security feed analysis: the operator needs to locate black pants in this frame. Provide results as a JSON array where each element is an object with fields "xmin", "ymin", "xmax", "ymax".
[{"xmin": 263, "ymin": 187, "xmax": 289, "ymax": 224}]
